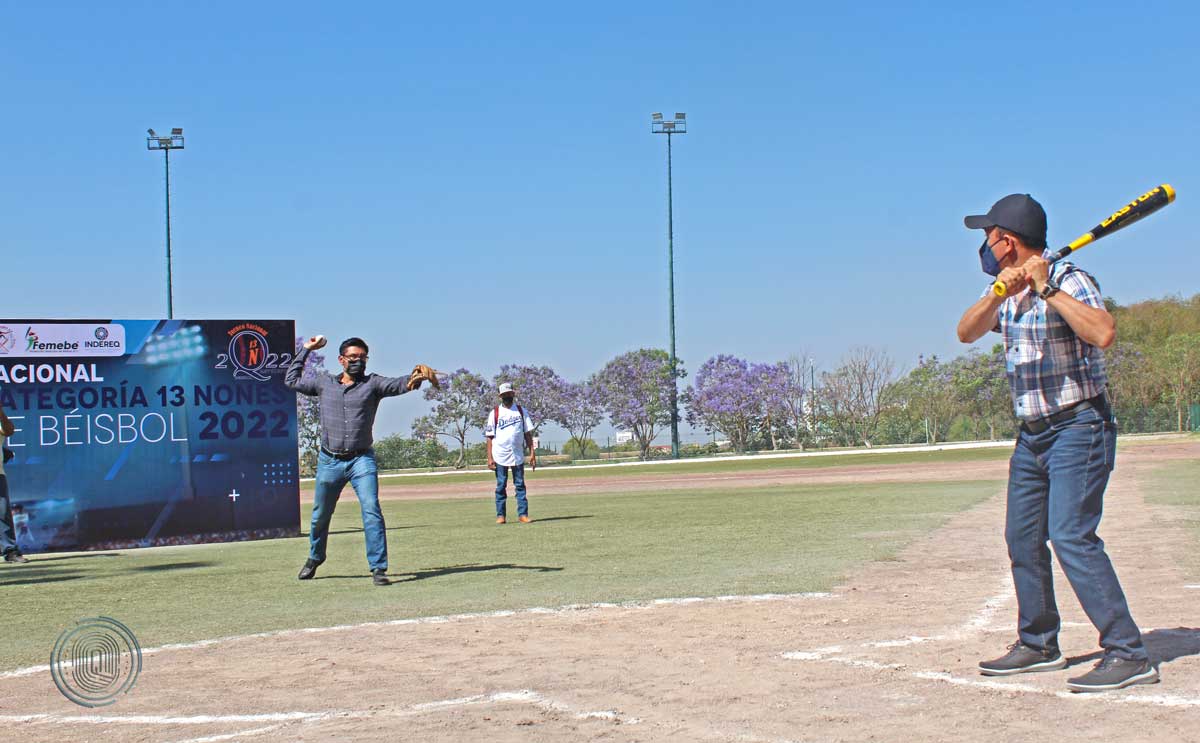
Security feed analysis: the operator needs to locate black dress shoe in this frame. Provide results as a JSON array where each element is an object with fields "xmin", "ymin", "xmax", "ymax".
[
  {"xmin": 372, "ymin": 569, "xmax": 390, "ymax": 586},
  {"xmin": 4, "ymin": 552, "xmax": 29, "ymax": 564},
  {"xmin": 297, "ymin": 559, "xmax": 321, "ymax": 580}
]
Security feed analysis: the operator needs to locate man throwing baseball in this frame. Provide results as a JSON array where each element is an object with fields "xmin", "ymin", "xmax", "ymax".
[
  {"xmin": 957, "ymin": 194, "xmax": 1155, "ymax": 692},
  {"xmin": 485, "ymin": 383, "xmax": 536, "ymax": 524},
  {"xmin": 286, "ymin": 335, "xmax": 438, "ymax": 586}
]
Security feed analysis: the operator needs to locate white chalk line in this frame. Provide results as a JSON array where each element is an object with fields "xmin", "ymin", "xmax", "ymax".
[
  {"xmin": 959, "ymin": 575, "xmax": 1014, "ymax": 635},
  {"xmin": 782, "ymin": 649, "xmax": 1200, "ymax": 708},
  {"xmin": 0, "ymin": 591, "xmax": 834, "ymax": 680},
  {"xmin": 0, "ymin": 689, "xmax": 641, "ymax": 730},
  {"xmin": 167, "ymin": 725, "xmax": 286, "ymax": 743}
]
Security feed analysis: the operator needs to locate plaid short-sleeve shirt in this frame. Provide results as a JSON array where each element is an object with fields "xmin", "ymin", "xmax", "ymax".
[{"xmin": 988, "ymin": 259, "xmax": 1108, "ymax": 421}]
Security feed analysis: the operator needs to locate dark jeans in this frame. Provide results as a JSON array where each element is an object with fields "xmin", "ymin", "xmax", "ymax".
[
  {"xmin": 0, "ymin": 475, "xmax": 18, "ymax": 556},
  {"xmin": 1006, "ymin": 404, "xmax": 1147, "ymax": 660},
  {"xmin": 309, "ymin": 449, "xmax": 388, "ymax": 571},
  {"xmin": 495, "ymin": 465, "xmax": 528, "ymax": 518}
]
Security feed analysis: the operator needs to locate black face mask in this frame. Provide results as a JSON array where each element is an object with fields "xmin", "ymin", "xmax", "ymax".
[
  {"xmin": 346, "ymin": 360, "xmax": 366, "ymax": 378},
  {"xmin": 500, "ymin": 395, "xmax": 515, "ymax": 406}
]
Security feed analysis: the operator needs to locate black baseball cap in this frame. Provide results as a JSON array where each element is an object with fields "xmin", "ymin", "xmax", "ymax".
[{"xmin": 964, "ymin": 194, "xmax": 1047, "ymax": 246}]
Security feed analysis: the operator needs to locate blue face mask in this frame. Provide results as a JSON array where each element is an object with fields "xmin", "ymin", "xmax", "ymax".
[{"xmin": 978, "ymin": 237, "xmax": 1010, "ymax": 277}]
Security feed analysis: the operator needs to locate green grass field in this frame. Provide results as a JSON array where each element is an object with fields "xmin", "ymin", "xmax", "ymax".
[
  {"xmin": 1145, "ymin": 456, "xmax": 1200, "ymax": 575},
  {"xmin": 0, "ymin": 474, "xmax": 1001, "ymax": 670},
  {"xmin": 302, "ymin": 445, "xmax": 1015, "ymax": 491}
]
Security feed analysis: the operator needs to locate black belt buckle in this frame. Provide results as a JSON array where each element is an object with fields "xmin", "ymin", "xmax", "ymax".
[
  {"xmin": 1021, "ymin": 396, "xmax": 1104, "ymax": 435},
  {"xmin": 321, "ymin": 447, "xmax": 364, "ymax": 461}
]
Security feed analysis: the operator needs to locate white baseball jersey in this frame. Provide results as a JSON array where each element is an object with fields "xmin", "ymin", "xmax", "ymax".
[{"xmin": 484, "ymin": 405, "xmax": 534, "ymax": 467}]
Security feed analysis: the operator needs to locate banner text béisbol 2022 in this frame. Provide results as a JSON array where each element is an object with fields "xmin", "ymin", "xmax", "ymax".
[{"xmin": 0, "ymin": 319, "xmax": 300, "ymax": 552}]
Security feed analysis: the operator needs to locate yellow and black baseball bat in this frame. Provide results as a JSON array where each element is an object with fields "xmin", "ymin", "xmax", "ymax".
[{"xmin": 993, "ymin": 184, "xmax": 1176, "ymax": 297}]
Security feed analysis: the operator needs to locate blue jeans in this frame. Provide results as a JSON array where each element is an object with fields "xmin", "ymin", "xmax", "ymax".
[
  {"xmin": 1005, "ymin": 404, "xmax": 1147, "ymax": 660},
  {"xmin": 0, "ymin": 475, "xmax": 18, "ymax": 556},
  {"xmin": 310, "ymin": 449, "xmax": 387, "ymax": 571},
  {"xmin": 495, "ymin": 465, "xmax": 528, "ymax": 518}
]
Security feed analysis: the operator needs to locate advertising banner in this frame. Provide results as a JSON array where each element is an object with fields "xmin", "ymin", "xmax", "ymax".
[{"xmin": 0, "ymin": 319, "xmax": 300, "ymax": 552}]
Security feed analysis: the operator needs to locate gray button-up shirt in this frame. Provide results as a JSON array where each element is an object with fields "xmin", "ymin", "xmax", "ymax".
[{"xmin": 285, "ymin": 348, "xmax": 410, "ymax": 453}]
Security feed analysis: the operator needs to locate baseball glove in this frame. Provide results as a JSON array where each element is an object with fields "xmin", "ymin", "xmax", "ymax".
[{"xmin": 407, "ymin": 364, "xmax": 441, "ymax": 391}]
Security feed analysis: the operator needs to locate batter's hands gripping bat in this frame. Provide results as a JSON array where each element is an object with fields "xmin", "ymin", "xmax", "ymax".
[{"xmin": 993, "ymin": 184, "xmax": 1176, "ymax": 297}]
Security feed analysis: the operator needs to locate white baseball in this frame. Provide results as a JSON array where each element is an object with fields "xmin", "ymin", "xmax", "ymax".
[{"xmin": 312, "ymin": 334, "xmax": 326, "ymax": 344}]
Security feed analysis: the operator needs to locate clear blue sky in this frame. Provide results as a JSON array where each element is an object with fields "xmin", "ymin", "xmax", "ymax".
[{"xmin": 3, "ymin": 1, "xmax": 1196, "ymax": 442}]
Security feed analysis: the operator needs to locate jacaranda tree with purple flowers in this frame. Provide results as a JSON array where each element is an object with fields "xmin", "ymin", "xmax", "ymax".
[
  {"xmin": 752, "ymin": 361, "xmax": 794, "ymax": 450},
  {"xmin": 594, "ymin": 349, "xmax": 685, "ymax": 460},
  {"xmin": 553, "ymin": 380, "xmax": 605, "ymax": 458},
  {"xmin": 412, "ymin": 368, "xmax": 491, "ymax": 468},
  {"xmin": 684, "ymin": 354, "xmax": 764, "ymax": 452},
  {"xmin": 492, "ymin": 364, "xmax": 565, "ymax": 435}
]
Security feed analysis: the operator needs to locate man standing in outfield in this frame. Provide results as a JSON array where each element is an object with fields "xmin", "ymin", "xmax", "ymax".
[
  {"xmin": 0, "ymin": 403, "xmax": 27, "ymax": 564},
  {"xmin": 286, "ymin": 336, "xmax": 436, "ymax": 586},
  {"xmin": 957, "ymin": 194, "xmax": 1155, "ymax": 692},
  {"xmin": 486, "ymin": 383, "xmax": 536, "ymax": 524}
]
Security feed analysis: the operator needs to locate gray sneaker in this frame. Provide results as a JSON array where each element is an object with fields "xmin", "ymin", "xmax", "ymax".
[
  {"xmin": 1067, "ymin": 655, "xmax": 1158, "ymax": 693},
  {"xmin": 979, "ymin": 641, "xmax": 1067, "ymax": 676}
]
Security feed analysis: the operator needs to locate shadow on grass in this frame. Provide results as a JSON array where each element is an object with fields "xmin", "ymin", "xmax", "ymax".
[
  {"xmin": 524, "ymin": 515, "xmax": 594, "ymax": 524},
  {"xmin": 316, "ymin": 562, "xmax": 564, "ymax": 584},
  {"xmin": 7, "ymin": 552, "xmax": 123, "ymax": 563},
  {"xmin": 1066, "ymin": 627, "xmax": 1200, "ymax": 668},
  {"xmin": 133, "ymin": 561, "xmax": 217, "ymax": 573},
  {"xmin": 0, "ymin": 559, "xmax": 217, "ymax": 585},
  {"xmin": 0, "ymin": 572, "xmax": 88, "ymax": 587}
]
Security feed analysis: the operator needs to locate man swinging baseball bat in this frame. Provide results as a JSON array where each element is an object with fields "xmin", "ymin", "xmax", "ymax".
[{"xmin": 956, "ymin": 188, "xmax": 1173, "ymax": 692}]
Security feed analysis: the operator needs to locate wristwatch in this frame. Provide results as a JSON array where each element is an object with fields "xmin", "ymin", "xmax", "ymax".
[{"xmin": 1039, "ymin": 277, "xmax": 1060, "ymax": 300}]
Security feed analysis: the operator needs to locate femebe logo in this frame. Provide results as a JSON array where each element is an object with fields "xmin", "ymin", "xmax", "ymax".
[
  {"xmin": 3, "ymin": 323, "xmax": 126, "ymax": 357},
  {"xmin": 27, "ymin": 326, "xmax": 79, "ymax": 352}
]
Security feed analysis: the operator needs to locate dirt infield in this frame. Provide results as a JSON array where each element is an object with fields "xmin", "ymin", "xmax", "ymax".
[
  {"xmin": 4, "ymin": 440, "xmax": 1198, "ymax": 742},
  {"xmin": 370, "ymin": 458, "xmax": 1016, "ymax": 502}
]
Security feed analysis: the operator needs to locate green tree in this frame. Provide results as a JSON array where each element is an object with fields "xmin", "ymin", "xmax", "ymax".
[
  {"xmin": 373, "ymin": 434, "xmax": 450, "ymax": 470},
  {"xmin": 563, "ymin": 438, "xmax": 600, "ymax": 460},
  {"xmin": 1152, "ymin": 333, "xmax": 1200, "ymax": 432},
  {"xmin": 948, "ymin": 345, "xmax": 1012, "ymax": 440}
]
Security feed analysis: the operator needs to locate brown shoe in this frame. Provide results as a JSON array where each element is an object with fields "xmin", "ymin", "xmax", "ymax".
[
  {"xmin": 518, "ymin": 516, "xmax": 532, "ymax": 523},
  {"xmin": 496, "ymin": 516, "xmax": 506, "ymax": 524}
]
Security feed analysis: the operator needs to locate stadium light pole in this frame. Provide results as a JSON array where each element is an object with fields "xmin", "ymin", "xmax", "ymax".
[
  {"xmin": 651, "ymin": 112, "xmax": 686, "ymax": 459},
  {"xmin": 146, "ymin": 127, "xmax": 185, "ymax": 319}
]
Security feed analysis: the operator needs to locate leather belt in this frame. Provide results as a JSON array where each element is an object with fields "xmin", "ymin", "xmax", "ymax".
[
  {"xmin": 321, "ymin": 446, "xmax": 369, "ymax": 461},
  {"xmin": 1020, "ymin": 396, "xmax": 1106, "ymax": 435}
]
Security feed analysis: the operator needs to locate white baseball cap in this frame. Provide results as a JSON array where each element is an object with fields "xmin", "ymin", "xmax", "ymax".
[{"xmin": 498, "ymin": 383, "xmax": 514, "ymax": 395}]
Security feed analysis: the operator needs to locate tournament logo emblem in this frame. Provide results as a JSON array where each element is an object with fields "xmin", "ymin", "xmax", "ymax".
[
  {"xmin": 0, "ymin": 326, "xmax": 12, "ymax": 354},
  {"xmin": 227, "ymin": 324, "xmax": 272, "ymax": 382},
  {"xmin": 94, "ymin": 327, "xmax": 109, "ymax": 341}
]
